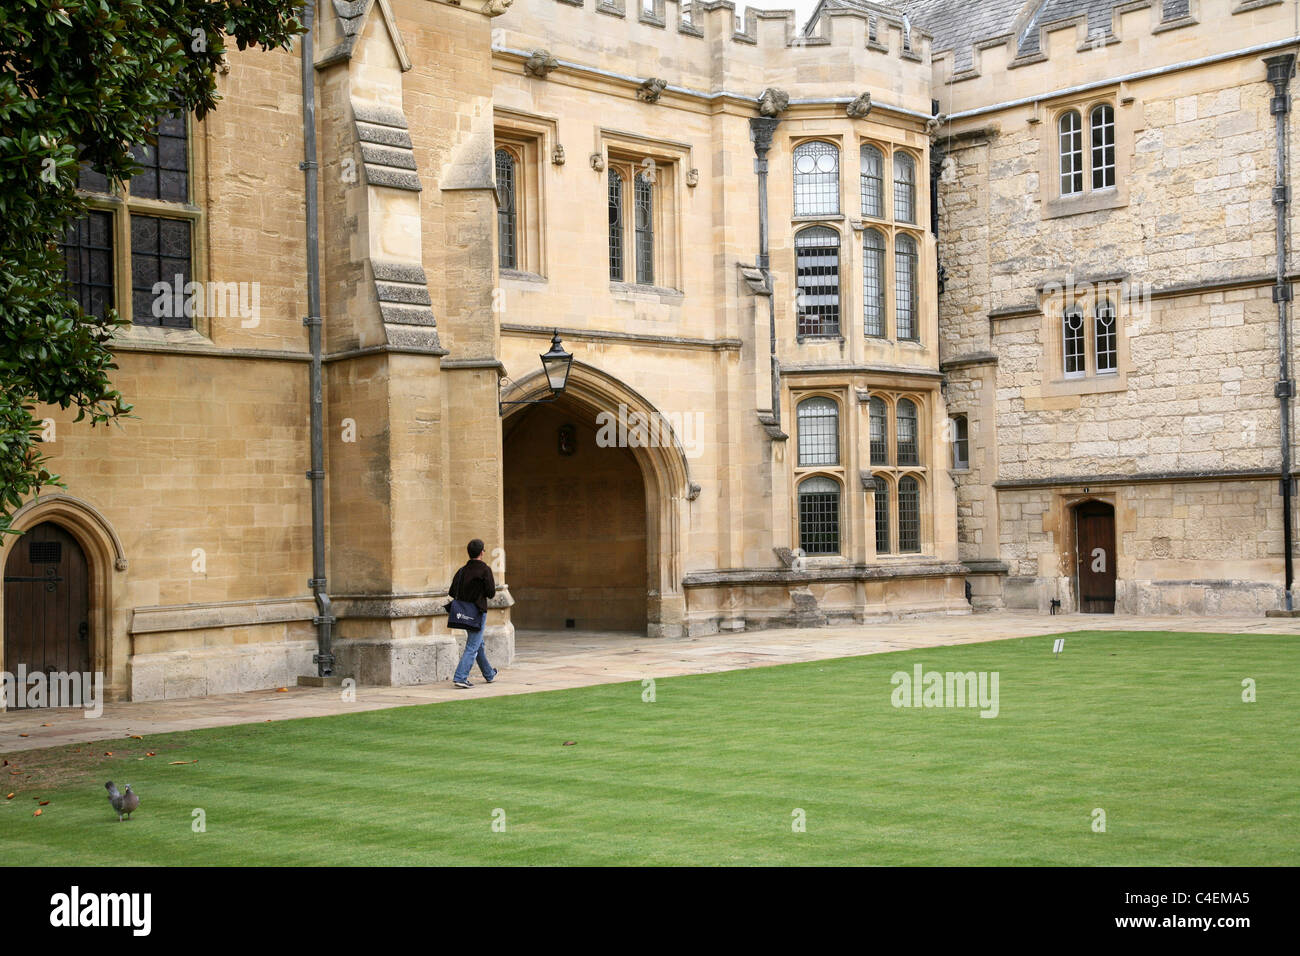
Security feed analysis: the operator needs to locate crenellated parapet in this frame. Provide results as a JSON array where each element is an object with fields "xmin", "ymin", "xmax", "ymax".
[
  {"xmin": 491, "ymin": 0, "xmax": 936, "ymax": 117},
  {"xmin": 900, "ymin": 0, "xmax": 1298, "ymax": 115}
]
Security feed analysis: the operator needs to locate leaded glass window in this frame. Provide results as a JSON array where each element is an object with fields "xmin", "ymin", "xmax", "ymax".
[
  {"xmin": 896, "ymin": 398, "xmax": 919, "ymax": 467},
  {"xmin": 863, "ymin": 228, "xmax": 885, "ymax": 337},
  {"xmin": 797, "ymin": 397, "xmax": 839, "ymax": 467},
  {"xmin": 495, "ymin": 149, "xmax": 517, "ymax": 270},
  {"xmin": 793, "ymin": 141, "xmax": 840, "ymax": 217},
  {"xmin": 799, "ymin": 476, "xmax": 841, "ymax": 555},
  {"xmin": 898, "ymin": 475, "xmax": 921, "ymax": 553},
  {"xmin": 895, "ymin": 233, "xmax": 918, "ymax": 341},
  {"xmin": 860, "ymin": 144, "xmax": 883, "ymax": 219},
  {"xmin": 795, "ymin": 226, "xmax": 840, "ymax": 337}
]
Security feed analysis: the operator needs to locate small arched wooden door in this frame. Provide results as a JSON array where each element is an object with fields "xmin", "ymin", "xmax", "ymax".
[
  {"xmin": 1075, "ymin": 502, "xmax": 1116, "ymax": 614},
  {"xmin": 3, "ymin": 522, "xmax": 91, "ymax": 677}
]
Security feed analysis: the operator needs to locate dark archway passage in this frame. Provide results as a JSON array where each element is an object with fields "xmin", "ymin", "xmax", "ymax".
[
  {"xmin": 4, "ymin": 522, "xmax": 91, "ymax": 676},
  {"xmin": 503, "ymin": 400, "xmax": 648, "ymax": 633},
  {"xmin": 1075, "ymin": 501, "xmax": 1117, "ymax": 614}
]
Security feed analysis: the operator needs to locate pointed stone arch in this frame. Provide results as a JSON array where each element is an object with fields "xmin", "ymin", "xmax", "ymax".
[
  {"xmin": 0, "ymin": 494, "xmax": 127, "ymax": 702},
  {"xmin": 502, "ymin": 361, "xmax": 698, "ymax": 637}
]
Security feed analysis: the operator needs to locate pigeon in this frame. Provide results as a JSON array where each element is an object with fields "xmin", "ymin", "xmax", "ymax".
[{"xmin": 105, "ymin": 781, "xmax": 139, "ymax": 822}]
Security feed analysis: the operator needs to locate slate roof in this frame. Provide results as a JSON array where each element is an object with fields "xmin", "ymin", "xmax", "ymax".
[{"xmin": 811, "ymin": 1, "xmax": 1193, "ymax": 72}]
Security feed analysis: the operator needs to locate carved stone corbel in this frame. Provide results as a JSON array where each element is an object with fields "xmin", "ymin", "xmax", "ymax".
[
  {"xmin": 589, "ymin": 152, "xmax": 605, "ymax": 172},
  {"xmin": 757, "ymin": 88, "xmax": 789, "ymax": 117},
  {"xmin": 846, "ymin": 92, "xmax": 873, "ymax": 119},
  {"xmin": 637, "ymin": 78, "xmax": 668, "ymax": 104},
  {"xmin": 524, "ymin": 49, "xmax": 558, "ymax": 79},
  {"xmin": 552, "ymin": 144, "xmax": 566, "ymax": 166}
]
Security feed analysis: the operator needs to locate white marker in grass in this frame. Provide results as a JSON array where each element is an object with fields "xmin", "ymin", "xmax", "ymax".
[{"xmin": 1052, "ymin": 638, "xmax": 1065, "ymax": 658}]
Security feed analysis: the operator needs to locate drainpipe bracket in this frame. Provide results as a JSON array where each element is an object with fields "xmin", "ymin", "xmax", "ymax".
[
  {"xmin": 299, "ymin": 160, "xmax": 319, "ymax": 170},
  {"xmin": 303, "ymin": 315, "xmax": 322, "ymax": 327},
  {"xmin": 1272, "ymin": 95, "xmax": 1291, "ymax": 116},
  {"xmin": 1275, "ymin": 283, "xmax": 1294, "ymax": 304},
  {"xmin": 306, "ymin": 470, "xmax": 326, "ymax": 479},
  {"xmin": 1276, "ymin": 185, "xmax": 1291, "ymax": 205},
  {"xmin": 1275, "ymin": 379, "xmax": 1295, "ymax": 398}
]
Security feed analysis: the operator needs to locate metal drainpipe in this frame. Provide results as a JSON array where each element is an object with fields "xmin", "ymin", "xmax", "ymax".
[
  {"xmin": 750, "ymin": 116, "xmax": 781, "ymax": 425},
  {"xmin": 301, "ymin": 2, "xmax": 335, "ymax": 673},
  {"xmin": 1266, "ymin": 53, "xmax": 1297, "ymax": 611}
]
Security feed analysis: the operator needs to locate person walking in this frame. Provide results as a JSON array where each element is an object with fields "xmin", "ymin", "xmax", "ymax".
[{"xmin": 450, "ymin": 539, "xmax": 498, "ymax": 689}]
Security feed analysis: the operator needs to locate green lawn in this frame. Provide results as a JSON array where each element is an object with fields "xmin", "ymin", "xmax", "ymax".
[{"xmin": 2, "ymin": 630, "xmax": 1297, "ymax": 865}]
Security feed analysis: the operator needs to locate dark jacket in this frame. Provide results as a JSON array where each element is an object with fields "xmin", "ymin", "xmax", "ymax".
[{"xmin": 450, "ymin": 559, "xmax": 496, "ymax": 613}]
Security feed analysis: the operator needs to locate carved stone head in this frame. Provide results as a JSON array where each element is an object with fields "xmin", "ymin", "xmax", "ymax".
[
  {"xmin": 757, "ymin": 88, "xmax": 790, "ymax": 117},
  {"xmin": 524, "ymin": 49, "xmax": 558, "ymax": 79},
  {"xmin": 846, "ymin": 91, "xmax": 873, "ymax": 119},
  {"xmin": 637, "ymin": 77, "xmax": 669, "ymax": 104}
]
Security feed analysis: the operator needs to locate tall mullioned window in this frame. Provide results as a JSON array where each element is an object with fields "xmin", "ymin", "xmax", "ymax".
[
  {"xmin": 898, "ymin": 476, "xmax": 921, "ymax": 553},
  {"xmin": 869, "ymin": 396, "xmax": 888, "ymax": 466},
  {"xmin": 1091, "ymin": 104, "xmax": 1115, "ymax": 190},
  {"xmin": 797, "ymin": 397, "xmax": 839, "ymax": 467},
  {"xmin": 793, "ymin": 141, "xmax": 840, "ymax": 217},
  {"xmin": 60, "ymin": 209, "xmax": 115, "ymax": 319},
  {"xmin": 1064, "ymin": 306, "xmax": 1086, "ymax": 377},
  {"xmin": 860, "ymin": 144, "xmax": 883, "ymax": 219},
  {"xmin": 495, "ymin": 148, "xmax": 518, "ymax": 270},
  {"xmin": 895, "ymin": 233, "xmax": 918, "ymax": 341},
  {"xmin": 798, "ymin": 476, "xmax": 841, "ymax": 555},
  {"xmin": 795, "ymin": 226, "xmax": 841, "ymax": 337},
  {"xmin": 1059, "ymin": 111, "xmax": 1084, "ymax": 196},
  {"xmin": 634, "ymin": 172, "xmax": 655, "ymax": 286},
  {"xmin": 874, "ymin": 476, "xmax": 890, "ymax": 554},
  {"xmin": 893, "ymin": 152, "xmax": 916, "ymax": 223},
  {"xmin": 896, "ymin": 399, "xmax": 919, "ymax": 466},
  {"xmin": 607, "ymin": 169, "xmax": 624, "ymax": 281},
  {"xmin": 862, "ymin": 229, "xmax": 885, "ymax": 337},
  {"xmin": 61, "ymin": 113, "xmax": 196, "ymax": 329}
]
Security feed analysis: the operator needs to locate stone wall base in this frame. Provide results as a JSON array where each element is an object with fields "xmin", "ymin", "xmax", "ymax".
[
  {"xmin": 129, "ymin": 640, "xmax": 317, "ymax": 702},
  {"xmin": 331, "ymin": 623, "xmax": 515, "ymax": 686},
  {"xmin": 1000, "ymin": 576, "xmax": 1286, "ymax": 615}
]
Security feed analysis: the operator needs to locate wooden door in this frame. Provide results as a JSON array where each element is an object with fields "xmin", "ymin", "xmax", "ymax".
[
  {"xmin": 1075, "ymin": 502, "xmax": 1116, "ymax": 614},
  {"xmin": 3, "ymin": 522, "xmax": 91, "ymax": 679}
]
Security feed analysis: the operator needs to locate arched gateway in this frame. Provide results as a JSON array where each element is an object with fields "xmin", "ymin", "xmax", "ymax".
[{"xmin": 500, "ymin": 362, "xmax": 695, "ymax": 638}]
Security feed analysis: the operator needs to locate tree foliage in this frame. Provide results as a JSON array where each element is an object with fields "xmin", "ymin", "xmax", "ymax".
[{"xmin": 0, "ymin": 0, "xmax": 304, "ymax": 532}]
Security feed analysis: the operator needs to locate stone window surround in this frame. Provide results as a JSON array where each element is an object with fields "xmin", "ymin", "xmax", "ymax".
[
  {"xmin": 597, "ymin": 128, "xmax": 689, "ymax": 294},
  {"xmin": 1037, "ymin": 88, "xmax": 1132, "ymax": 220},
  {"xmin": 81, "ymin": 113, "xmax": 211, "ymax": 344},
  {"xmin": 791, "ymin": 388, "xmax": 848, "ymax": 557},
  {"xmin": 493, "ymin": 110, "xmax": 553, "ymax": 279},
  {"xmin": 784, "ymin": 131, "xmax": 929, "ymax": 349},
  {"xmin": 1038, "ymin": 283, "xmax": 1131, "ymax": 397},
  {"xmin": 863, "ymin": 388, "xmax": 931, "ymax": 558}
]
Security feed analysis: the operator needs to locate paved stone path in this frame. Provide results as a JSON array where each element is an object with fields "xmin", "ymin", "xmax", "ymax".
[{"xmin": 2, "ymin": 611, "xmax": 1295, "ymax": 753}]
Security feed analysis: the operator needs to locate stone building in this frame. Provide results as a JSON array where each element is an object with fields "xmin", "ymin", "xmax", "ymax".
[{"xmin": 0, "ymin": 0, "xmax": 1294, "ymax": 704}]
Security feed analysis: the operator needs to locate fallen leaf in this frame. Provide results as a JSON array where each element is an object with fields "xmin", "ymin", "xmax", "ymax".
[
  {"xmin": 33, "ymin": 809, "xmax": 41, "ymax": 816},
  {"xmin": 18, "ymin": 734, "xmax": 28, "ymax": 738},
  {"xmin": 4, "ymin": 793, "xmax": 13, "ymax": 800},
  {"xmin": 128, "ymin": 734, "xmax": 142, "ymax": 740},
  {"xmin": 38, "ymin": 800, "xmax": 48, "ymax": 807},
  {"xmin": 103, "ymin": 751, "xmax": 113, "ymax": 756},
  {"xmin": 562, "ymin": 740, "xmax": 576, "ymax": 746},
  {"xmin": 168, "ymin": 759, "xmax": 198, "ymax": 765},
  {"xmin": 41, "ymin": 723, "xmax": 51, "ymax": 727},
  {"xmin": 146, "ymin": 752, "xmax": 156, "ymax": 757},
  {"xmin": 9, "ymin": 770, "xmax": 22, "ymax": 775}
]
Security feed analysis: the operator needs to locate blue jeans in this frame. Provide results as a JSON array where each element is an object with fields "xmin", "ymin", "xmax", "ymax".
[{"xmin": 453, "ymin": 622, "xmax": 495, "ymax": 683}]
